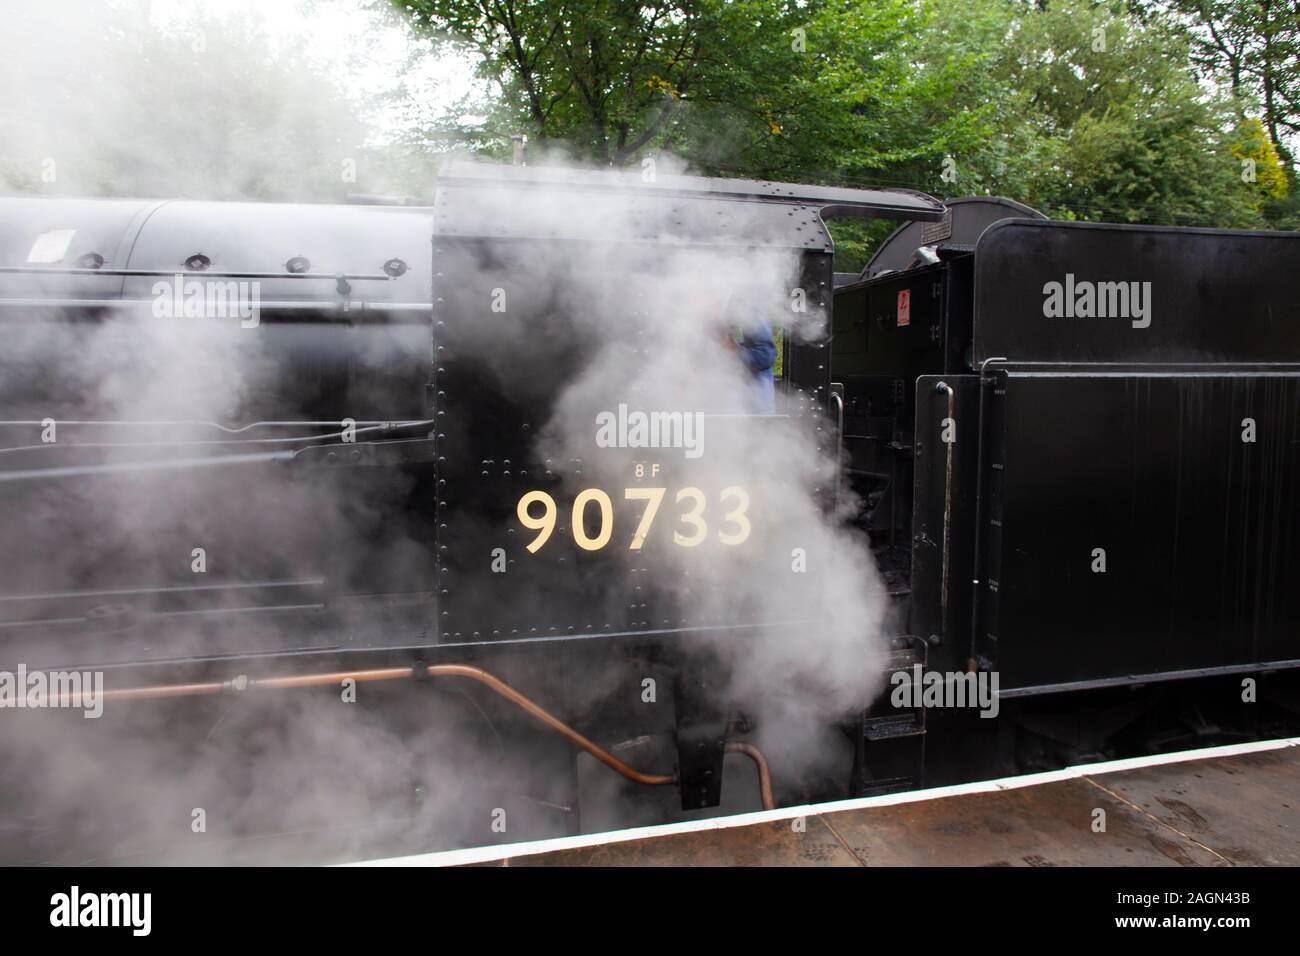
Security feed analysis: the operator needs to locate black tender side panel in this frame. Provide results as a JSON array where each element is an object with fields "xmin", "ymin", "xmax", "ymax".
[
  {"xmin": 967, "ymin": 220, "xmax": 1300, "ymax": 693},
  {"xmin": 974, "ymin": 220, "xmax": 1300, "ymax": 365},
  {"xmin": 984, "ymin": 372, "xmax": 1300, "ymax": 691}
]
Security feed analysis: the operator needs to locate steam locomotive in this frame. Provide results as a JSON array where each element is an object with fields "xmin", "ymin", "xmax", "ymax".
[{"xmin": 0, "ymin": 161, "xmax": 1297, "ymax": 862}]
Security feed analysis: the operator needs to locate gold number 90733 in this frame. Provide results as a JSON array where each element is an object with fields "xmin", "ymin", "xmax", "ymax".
[{"xmin": 515, "ymin": 486, "xmax": 751, "ymax": 553}]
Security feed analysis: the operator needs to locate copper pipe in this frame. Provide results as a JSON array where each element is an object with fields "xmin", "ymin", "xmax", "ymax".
[
  {"xmin": 423, "ymin": 665, "xmax": 675, "ymax": 787},
  {"xmin": 55, "ymin": 664, "xmax": 676, "ymax": 788},
  {"xmin": 98, "ymin": 680, "xmax": 228, "ymax": 700},
  {"xmin": 248, "ymin": 668, "xmax": 414, "ymax": 691},
  {"xmin": 49, "ymin": 664, "xmax": 779, "ymax": 805},
  {"xmin": 92, "ymin": 668, "xmax": 415, "ymax": 701},
  {"xmin": 726, "ymin": 742, "xmax": 775, "ymax": 811}
]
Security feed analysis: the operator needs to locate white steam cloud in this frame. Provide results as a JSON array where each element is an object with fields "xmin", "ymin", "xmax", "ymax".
[{"xmin": 0, "ymin": 3, "xmax": 894, "ymax": 862}]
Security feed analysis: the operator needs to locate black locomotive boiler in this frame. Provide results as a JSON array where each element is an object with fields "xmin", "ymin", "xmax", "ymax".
[{"xmin": 0, "ymin": 162, "xmax": 1296, "ymax": 862}]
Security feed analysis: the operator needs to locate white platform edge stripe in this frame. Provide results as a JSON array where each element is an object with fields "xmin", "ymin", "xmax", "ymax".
[{"xmin": 343, "ymin": 735, "xmax": 1300, "ymax": 867}]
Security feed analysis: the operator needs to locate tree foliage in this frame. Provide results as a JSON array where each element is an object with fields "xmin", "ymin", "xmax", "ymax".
[
  {"xmin": 1160, "ymin": 0, "xmax": 1299, "ymax": 162},
  {"xmin": 392, "ymin": 0, "xmax": 1295, "ymax": 240},
  {"xmin": 391, "ymin": 0, "xmax": 991, "ymax": 179}
]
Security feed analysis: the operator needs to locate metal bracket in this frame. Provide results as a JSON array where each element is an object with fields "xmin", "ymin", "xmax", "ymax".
[{"xmin": 673, "ymin": 665, "xmax": 730, "ymax": 811}]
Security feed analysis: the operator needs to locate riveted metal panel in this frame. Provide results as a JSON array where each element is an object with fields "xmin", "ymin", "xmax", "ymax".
[{"xmin": 429, "ymin": 233, "xmax": 835, "ymax": 645}]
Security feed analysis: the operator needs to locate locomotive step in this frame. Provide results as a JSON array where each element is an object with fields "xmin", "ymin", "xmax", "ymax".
[{"xmin": 863, "ymin": 713, "xmax": 927, "ymax": 741}]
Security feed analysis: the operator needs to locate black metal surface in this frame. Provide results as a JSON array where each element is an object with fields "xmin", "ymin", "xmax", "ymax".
[
  {"xmin": 982, "ymin": 371, "xmax": 1300, "ymax": 691},
  {"xmin": 854, "ymin": 637, "xmax": 928, "ymax": 796},
  {"xmin": 428, "ymin": 175, "xmax": 838, "ymax": 645},
  {"xmin": 832, "ymin": 254, "xmax": 974, "ymax": 564},
  {"xmin": 0, "ymin": 165, "xmax": 858, "ymax": 661},
  {"xmin": 0, "ymin": 163, "xmax": 887, "ymax": 674},
  {"xmin": 673, "ymin": 664, "xmax": 730, "ymax": 810},
  {"xmin": 8, "ymin": 158, "xmax": 1300, "ymax": 831},
  {"xmin": 910, "ymin": 375, "xmax": 979, "ymax": 665},
  {"xmin": 0, "ymin": 196, "xmax": 436, "ymax": 308},
  {"xmin": 862, "ymin": 196, "xmax": 1044, "ymax": 279},
  {"xmin": 973, "ymin": 219, "xmax": 1300, "ymax": 365},
  {"xmin": 0, "ymin": 197, "xmax": 436, "ymax": 665}
]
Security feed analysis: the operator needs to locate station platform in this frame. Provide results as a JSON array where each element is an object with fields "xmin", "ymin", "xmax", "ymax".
[{"xmin": 354, "ymin": 737, "xmax": 1300, "ymax": 867}]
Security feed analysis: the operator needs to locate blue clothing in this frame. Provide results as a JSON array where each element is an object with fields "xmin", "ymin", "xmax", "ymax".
[{"xmin": 735, "ymin": 312, "xmax": 776, "ymax": 414}]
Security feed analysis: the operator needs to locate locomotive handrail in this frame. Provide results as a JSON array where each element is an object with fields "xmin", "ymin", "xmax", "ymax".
[
  {"xmin": 830, "ymin": 389, "xmax": 844, "ymax": 512},
  {"xmin": 967, "ymin": 356, "xmax": 1007, "ymax": 671},
  {"xmin": 0, "ymin": 298, "xmax": 431, "ymax": 313},
  {"xmin": 934, "ymin": 381, "xmax": 955, "ymax": 635},
  {"xmin": 0, "ymin": 419, "xmax": 428, "ymax": 431},
  {"xmin": 0, "ymin": 449, "xmax": 297, "ymax": 482},
  {"xmin": 0, "ymin": 266, "xmax": 394, "ymax": 281},
  {"xmin": 0, "ymin": 420, "xmax": 433, "ymax": 451}
]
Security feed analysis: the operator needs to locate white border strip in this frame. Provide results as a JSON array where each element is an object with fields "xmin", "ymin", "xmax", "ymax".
[{"xmin": 345, "ymin": 735, "xmax": 1300, "ymax": 867}]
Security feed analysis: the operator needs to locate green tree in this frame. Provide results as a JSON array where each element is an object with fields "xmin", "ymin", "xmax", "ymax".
[
  {"xmin": 389, "ymin": 0, "xmax": 993, "ymax": 178},
  {"xmin": 1160, "ymin": 0, "xmax": 1299, "ymax": 164},
  {"xmin": 912, "ymin": 0, "xmax": 1267, "ymax": 227},
  {"xmin": 392, "ymin": 0, "xmax": 1288, "ymax": 244},
  {"xmin": 391, "ymin": 0, "xmax": 752, "ymax": 164}
]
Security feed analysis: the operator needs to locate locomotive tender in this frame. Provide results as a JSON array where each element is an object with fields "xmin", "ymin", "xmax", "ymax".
[{"xmin": 0, "ymin": 161, "xmax": 1297, "ymax": 860}]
